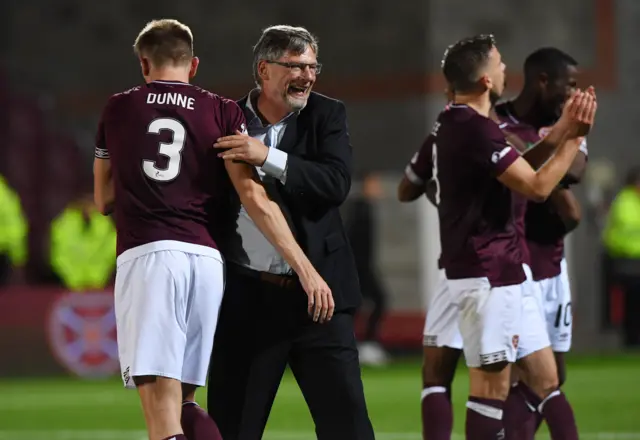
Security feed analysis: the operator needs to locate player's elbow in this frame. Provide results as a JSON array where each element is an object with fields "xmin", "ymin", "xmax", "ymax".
[
  {"xmin": 397, "ymin": 178, "xmax": 418, "ymax": 202},
  {"xmin": 530, "ymin": 192, "xmax": 549, "ymax": 203},
  {"xmin": 528, "ymin": 185, "xmax": 550, "ymax": 203}
]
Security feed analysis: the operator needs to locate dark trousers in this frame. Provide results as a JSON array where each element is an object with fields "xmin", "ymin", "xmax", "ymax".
[{"xmin": 207, "ymin": 265, "xmax": 375, "ymax": 440}]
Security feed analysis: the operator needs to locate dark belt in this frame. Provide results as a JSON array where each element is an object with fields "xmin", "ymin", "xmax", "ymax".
[{"xmin": 228, "ymin": 263, "xmax": 298, "ymax": 290}]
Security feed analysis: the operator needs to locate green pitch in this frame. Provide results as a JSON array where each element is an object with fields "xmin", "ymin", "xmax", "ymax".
[{"xmin": 0, "ymin": 354, "xmax": 638, "ymax": 439}]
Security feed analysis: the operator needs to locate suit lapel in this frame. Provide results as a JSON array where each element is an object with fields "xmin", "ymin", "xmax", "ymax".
[{"xmin": 279, "ymin": 114, "xmax": 299, "ymax": 153}]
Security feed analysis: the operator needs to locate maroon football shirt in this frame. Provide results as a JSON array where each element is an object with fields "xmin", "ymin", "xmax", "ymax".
[
  {"xmin": 432, "ymin": 104, "xmax": 525, "ymax": 287},
  {"xmin": 494, "ymin": 102, "xmax": 588, "ymax": 280},
  {"xmin": 94, "ymin": 80, "xmax": 246, "ymax": 256}
]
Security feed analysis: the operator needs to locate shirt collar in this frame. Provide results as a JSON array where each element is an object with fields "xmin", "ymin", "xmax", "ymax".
[{"xmin": 243, "ymin": 88, "xmax": 297, "ymax": 128}]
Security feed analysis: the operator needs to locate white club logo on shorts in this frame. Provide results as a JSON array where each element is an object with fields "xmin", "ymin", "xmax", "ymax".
[{"xmin": 46, "ymin": 291, "xmax": 120, "ymax": 378}]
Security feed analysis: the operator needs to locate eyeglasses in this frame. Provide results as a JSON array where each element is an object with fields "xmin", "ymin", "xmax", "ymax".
[{"xmin": 266, "ymin": 60, "xmax": 322, "ymax": 75}]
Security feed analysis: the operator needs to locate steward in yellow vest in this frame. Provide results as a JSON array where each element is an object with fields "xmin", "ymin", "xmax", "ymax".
[{"xmin": 50, "ymin": 194, "xmax": 116, "ymax": 291}]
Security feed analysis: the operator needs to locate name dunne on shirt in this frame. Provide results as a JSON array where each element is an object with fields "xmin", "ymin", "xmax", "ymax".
[{"xmin": 147, "ymin": 92, "xmax": 195, "ymax": 110}]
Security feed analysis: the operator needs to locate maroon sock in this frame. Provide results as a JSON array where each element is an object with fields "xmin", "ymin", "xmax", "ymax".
[
  {"xmin": 465, "ymin": 396, "xmax": 505, "ymax": 440},
  {"xmin": 529, "ymin": 411, "xmax": 544, "ymax": 437},
  {"xmin": 161, "ymin": 436, "xmax": 187, "ymax": 440},
  {"xmin": 503, "ymin": 383, "xmax": 536, "ymax": 439},
  {"xmin": 540, "ymin": 390, "xmax": 578, "ymax": 440},
  {"xmin": 421, "ymin": 386, "xmax": 453, "ymax": 440},
  {"xmin": 516, "ymin": 382, "xmax": 544, "ymax": 440},
  {"xmin": 181, "ymin": 401, "xmax": 223, "ymax": 440}
]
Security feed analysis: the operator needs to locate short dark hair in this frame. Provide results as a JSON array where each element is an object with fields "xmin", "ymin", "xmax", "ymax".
[
  {"xmin": 133, "ymin": 19, "xmax": 194, "ymax": 67},
  {"xmin": 441, "ymin": 34, "xmax": 496, "ymax": 94},
  {"xmin": 524, "ymin": 47, "xmax": 577, "ymax": 83},
  {"xmin": 253, "ymin": 25, "xmax": 319, "ymax": 86}
]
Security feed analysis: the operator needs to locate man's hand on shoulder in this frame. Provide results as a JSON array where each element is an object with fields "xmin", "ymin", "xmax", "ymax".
[{"xmin": 214, "ymin": 130, "xmax": 269, "ymax": 166}]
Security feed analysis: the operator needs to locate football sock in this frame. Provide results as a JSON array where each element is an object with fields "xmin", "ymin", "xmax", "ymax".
[
  {"xmin": 539, "ymin": 390, "xmax": 578, "ymax": 440},
  {"xmin": 503, "ymin": 382, "xmax": 536, "ymax": 439},
  {"xmin": 161, "ymin": 435, "xmax": 187, "ymax": 440},
  {"xmin": 465, "ymin": 396, "xmax": 505, "ymax": 439},
  {"xmin": 421, "ymin": 386, "xmax": 453, "ymax": 440},
  {"xmin": 181, "ymin": 401, "xmax": 223, "ymax": 440}
]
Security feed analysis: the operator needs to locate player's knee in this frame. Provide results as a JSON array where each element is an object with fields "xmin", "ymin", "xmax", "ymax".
[{"xmin": 527, "ymin": 371, "xmax": 559, "ymax": 398}]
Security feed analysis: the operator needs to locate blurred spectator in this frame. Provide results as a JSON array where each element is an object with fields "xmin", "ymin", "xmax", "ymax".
[
  {"xmin": 346, "ymin": 172, "xmax": 390, "ymax": 366},
  {"xmin": 602, "ymin": 167, "xmax": 640, "ymax": 347},
  {"xmin": 50, "ymin": 192, "xmax": 116, "ymax": 291},
  {"xmin": 0, "ymin": 174, "xmax": 28, "ymax": 286}
]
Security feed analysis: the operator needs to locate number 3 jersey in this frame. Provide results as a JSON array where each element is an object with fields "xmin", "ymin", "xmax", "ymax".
[
  {"xmin": 405, "ymin": 104, "xmax": 527, "ymax": 287},
  {"xmin": 94, "ymin": 80, "xmax": 246, "ymax": 256}
]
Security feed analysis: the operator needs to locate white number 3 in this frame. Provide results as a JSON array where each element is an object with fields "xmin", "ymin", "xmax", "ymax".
[{"xmin": 143, "ymin": 118, "xmax": 186, "ymax": 182}]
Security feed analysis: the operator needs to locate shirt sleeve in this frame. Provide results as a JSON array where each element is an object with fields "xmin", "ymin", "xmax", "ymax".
[
  {"xmin": 473, "ymin": 118, "xmax": 520, "ymax": 176},
  {"xmin": 94, "ymin": 105, "xmax": 110, "ymax": 159},
  {"xmin": 222, "ymin": 98, "xmax": 248, "ymax": 136},
  {"xmin": 404, "ymin": 134, "xmax": 434, "ymax": 185}
]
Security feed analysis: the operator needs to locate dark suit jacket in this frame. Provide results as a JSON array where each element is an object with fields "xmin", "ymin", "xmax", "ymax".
[{"xmin": 235, "ymin": 91, "xmax": 361, "ymax": 312}]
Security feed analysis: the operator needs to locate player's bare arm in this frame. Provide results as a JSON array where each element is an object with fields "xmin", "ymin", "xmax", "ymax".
[
  {"xmin": 521, "ymin": 86, "xmax": 595, "ymax": 169},
  {"xmin": 549, "ymin": 187, "xmax": 581, "ymax": 232},
  {"xmin": 93, "ymin": 158, "xmax": 114, "ymax": 215},
  {"xmin": 225, "ymin": 159, "xmax": 334, "ymax": 323},
  {"xmin": 497, "ymin": 91, "xmax": 596, "ymax": 201}
]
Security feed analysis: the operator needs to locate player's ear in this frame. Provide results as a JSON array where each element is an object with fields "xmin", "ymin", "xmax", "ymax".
[
  {"xmin": 140, "ymin": 57, "xmax": 151, "ymax": 77},
  {"xmin": 481, "ymin": 73, "xmax": 492, "ymax": 92},
  {"xmin": 189, "ymin": 56, "xmax": 200, "ymax": 79}
]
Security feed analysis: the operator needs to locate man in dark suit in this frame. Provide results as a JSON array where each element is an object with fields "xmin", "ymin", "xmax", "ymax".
[{"xmin": 207, "ymin": 25, "xmax": 375, "ymax": 440}]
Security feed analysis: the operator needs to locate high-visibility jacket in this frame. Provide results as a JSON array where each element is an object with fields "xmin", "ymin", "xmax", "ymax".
[
  {"xmin": 0, "ymin": 176, "xmax": 27, "ymax": 266},
  {"xmin": 603, "ymin": 187, "xmax": 640, "ymax": 259},
  {"xmin": 50, "ymin": 204, "xmax": 116, "ymax": 291}
]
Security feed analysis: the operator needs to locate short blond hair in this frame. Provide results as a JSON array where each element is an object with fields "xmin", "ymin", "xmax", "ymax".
[{"xmin": 133, "ymin": 19, "xmax": 194, "ymax": 67}]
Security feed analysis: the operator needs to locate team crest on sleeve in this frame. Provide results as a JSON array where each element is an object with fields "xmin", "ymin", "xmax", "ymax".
[
  {"xmin": 46, "ymin": 291, "xmax": 119, "ymax": 378},
  {"xmin": 491, "ymin": 146, "xmax": 512, "ymax": 164}
]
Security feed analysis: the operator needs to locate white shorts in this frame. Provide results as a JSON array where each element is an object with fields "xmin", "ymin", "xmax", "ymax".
[
  {"xmin": 517, "ymin": 265, "xmax": 552, "ymax": 359},
  {"xmin": 423, "ymin": 269, "xmax": 463, "ymax": 350},
  {"xmin": 448, "ymin": 268, "xmax": 526, "ymax": 368},
  {"xmin": 114, "ymin": 240, "xmax": 225, "ymax": 389},
  {"xmin": 536, "ymin": 258, "xmax": 573, "ymax": 352}
]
